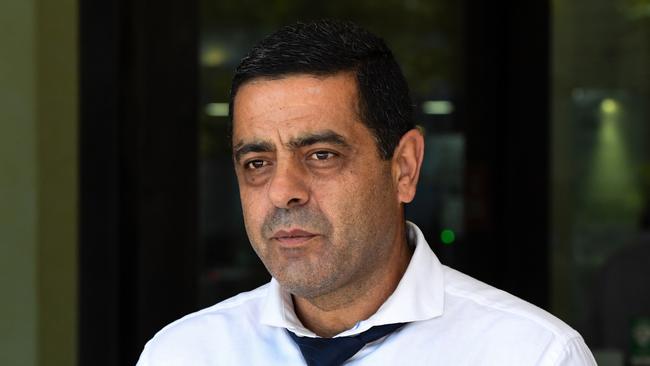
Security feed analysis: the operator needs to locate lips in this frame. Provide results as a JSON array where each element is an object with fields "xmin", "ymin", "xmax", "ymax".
[{"xmin": 271, "ymin": 229, "xmax": 318, "ymax": 247}]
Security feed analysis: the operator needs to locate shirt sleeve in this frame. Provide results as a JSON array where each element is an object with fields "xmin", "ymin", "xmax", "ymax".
[{"xmin": 553, "ymin": 337, "xmax": 597, "ymax": 366}]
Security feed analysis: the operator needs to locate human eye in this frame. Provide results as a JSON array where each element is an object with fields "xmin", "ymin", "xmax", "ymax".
[
  {"xmin": 304, "ymin": 150, "xmax": 342, "ymax": 171},
  {"xmin": 244, "ymin": 159, "xmax": 270, "ymax": 170},
  {"xmin": 308, "ymin": 151, "xmax": 337, "ymax": 161}
]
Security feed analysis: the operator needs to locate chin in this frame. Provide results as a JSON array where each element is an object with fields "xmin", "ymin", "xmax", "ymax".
[{"xmin": 276, "ymin": 274, "xmax": 337, "ymax": 299}]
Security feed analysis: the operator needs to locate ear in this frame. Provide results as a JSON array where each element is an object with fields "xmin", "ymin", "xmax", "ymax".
[{"xmin": 392, "ymin": 128, "xmax": 425, "ymax": 203}]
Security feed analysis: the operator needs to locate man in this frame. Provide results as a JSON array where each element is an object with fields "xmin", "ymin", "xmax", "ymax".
[{"xmin": 137, "ymin": 19, "xmax": 596, "ymax": 365}]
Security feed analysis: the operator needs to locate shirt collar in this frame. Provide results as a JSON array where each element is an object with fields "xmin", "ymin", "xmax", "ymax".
[{"xmin": 259, "ymin": 221, "xmax": 445, "ymax": 337}]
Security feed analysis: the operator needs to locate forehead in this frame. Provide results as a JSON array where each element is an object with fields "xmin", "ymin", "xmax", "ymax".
[{"xmin": 231, "ymin": 73, "xmax": 365, "ymax": 144}]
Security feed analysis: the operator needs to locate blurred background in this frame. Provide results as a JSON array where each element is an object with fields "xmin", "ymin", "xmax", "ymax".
[{"xmin": 1, "ymin": 0, "xmax": 649, "ymax": 365}]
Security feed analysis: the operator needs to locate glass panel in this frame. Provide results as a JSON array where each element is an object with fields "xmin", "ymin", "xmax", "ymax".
[
  {"xmin": 198, "ymin": 2, "xmax": 464, "ymax": 307},
  {"xmin": 552, "ymin": 1, "xmax": 650, "ymax": 364}
]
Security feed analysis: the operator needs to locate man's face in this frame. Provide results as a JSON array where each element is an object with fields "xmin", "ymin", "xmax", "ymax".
[{"xmin": 232, "ymin": 73, "xmax": 402, "ymax": 299}]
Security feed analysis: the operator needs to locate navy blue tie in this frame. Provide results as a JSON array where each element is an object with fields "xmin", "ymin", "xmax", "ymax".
[{"xmin": 286, "ymin": 323, "xmax": 406, "ymax": 366}]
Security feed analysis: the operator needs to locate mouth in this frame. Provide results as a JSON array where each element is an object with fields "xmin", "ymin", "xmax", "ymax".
[{"xmin": 271, "ymin": 228, "xmax": 319, "ymax": 247}]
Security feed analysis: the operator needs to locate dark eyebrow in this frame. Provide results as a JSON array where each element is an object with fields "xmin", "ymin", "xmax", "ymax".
[
  {"xmin": 233, "ymin": 130, "xmax": 349, "ymax": 163},
  {"xmin": 233, "ymin": 140, "xmax": 275, "ymax": 163},
  {"xmin": 287, "ymin": 130, "xmax": 350, "ymax": 149}
]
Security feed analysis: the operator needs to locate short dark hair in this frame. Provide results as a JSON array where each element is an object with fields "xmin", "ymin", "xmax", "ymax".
[{"xmin": 230, "ymin": 19, "xmax": 414, "ymax": 160}]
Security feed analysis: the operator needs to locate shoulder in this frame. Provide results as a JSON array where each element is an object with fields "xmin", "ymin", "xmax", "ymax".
[
  {"xmin": 432, "ymin": 266, "xmax": 594, "ymax": 365},
  {"xmin": 155, "ymin": 281, "xmax": 268, "ymax": 337},
  {"xmin": 137, "ymin": 283, "xmax": 270, "ymax": 365},
  {"xmin": 442, "ymin": 265, "xmax": 578, "ymax": 339}
]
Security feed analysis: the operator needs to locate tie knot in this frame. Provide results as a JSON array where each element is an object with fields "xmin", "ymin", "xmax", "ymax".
[{"xmin": 287, "ymin": 323, "xmax": 406, "ymax": 366}]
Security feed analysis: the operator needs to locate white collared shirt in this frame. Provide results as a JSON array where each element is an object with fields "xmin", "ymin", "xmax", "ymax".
[{"xmin": 137, "ymin": 222, "xmax": 596, "ymax": 365}]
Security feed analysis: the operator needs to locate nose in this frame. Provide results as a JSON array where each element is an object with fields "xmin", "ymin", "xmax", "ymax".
[{"xmin": 268, "ymin": 160, "xmax": 310, "ymax": 209}]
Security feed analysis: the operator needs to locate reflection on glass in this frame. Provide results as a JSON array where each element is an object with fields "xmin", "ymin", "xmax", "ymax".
[{"xmin": 552, "ymin": 0, "xmax": 650, "ymax": 363}]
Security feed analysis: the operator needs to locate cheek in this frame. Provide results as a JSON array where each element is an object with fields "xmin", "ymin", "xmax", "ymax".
[
  {"xmin": 313, "ymin": 169, "xmax": 389, "ymax": 220},
  {"xmin": 342, "ymin": 169, "xmax": 396, "ymax": 217},
  {"xmin": 239, "ymin": 188, "xmax": 265, "ymax": 234}
]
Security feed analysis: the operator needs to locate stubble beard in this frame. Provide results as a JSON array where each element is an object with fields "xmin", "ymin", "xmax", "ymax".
[
  {"xmin": 252, "ymin": 205, "xmax": 344, "ymax": 298},
  {"xmin": 248, "ymin": 203, "xmax": 395, "ymax": 306}
]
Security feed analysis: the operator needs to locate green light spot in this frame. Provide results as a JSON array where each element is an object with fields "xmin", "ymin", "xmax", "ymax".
[
  {"xmin": 441, "ymin": 229, "xmax": 455, "ymax": 245},
  {"xmin": 600, "ymin": 98, "xmax": 619, "ymax": 115},
  {"xmin": 422, "ymin": 100, "xmax": 454, "ymax": 115}
]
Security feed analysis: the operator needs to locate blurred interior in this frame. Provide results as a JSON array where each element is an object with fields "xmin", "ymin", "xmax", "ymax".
[{"xmin": 1, "ymin": 0, "xmax": 649, "ymax": 365}]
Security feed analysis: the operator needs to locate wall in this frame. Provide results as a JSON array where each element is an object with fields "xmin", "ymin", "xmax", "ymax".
[
  {"xmin": 0, "ymin": 0, "xmax": 38, "ymax": 364},
  {"xmin": 0, "ymin": 0, "xmax": 78, "ymax": 364}
]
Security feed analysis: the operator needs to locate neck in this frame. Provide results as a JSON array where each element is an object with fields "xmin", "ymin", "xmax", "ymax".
[{"xmin": 292, "ymin": 225, "xmax": 413, "ymax": 337}]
